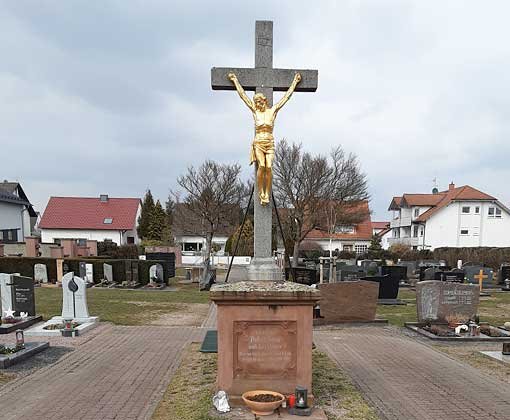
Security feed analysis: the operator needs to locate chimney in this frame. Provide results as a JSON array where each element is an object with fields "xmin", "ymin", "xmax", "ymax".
[
  {"xmin": 449, "ymin": 182, "xmax": 455, "ymax": 191},
  {"xmin": 100, "ymin": 194, "xmax": 109, "ymax": 202}
]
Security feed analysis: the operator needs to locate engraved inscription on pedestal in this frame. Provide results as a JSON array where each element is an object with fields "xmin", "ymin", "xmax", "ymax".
[{"xmin": 233, "ymin": 321, "xmax": 297, "ymax": 380}]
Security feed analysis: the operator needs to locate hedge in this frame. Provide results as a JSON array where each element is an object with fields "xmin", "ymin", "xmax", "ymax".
[
  {"xmin": 0, "ymin": 256, "xmax": 172, "ymax": 285},
  {"xmin": 432, "ymin": 247, "xmax": 510, "ymax": 271}
]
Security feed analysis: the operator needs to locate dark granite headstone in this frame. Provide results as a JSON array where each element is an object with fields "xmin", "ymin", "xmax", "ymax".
[
  {"xmin": 498, "ymin": 264, "xmax": 510, "ymax": 285},
  {"xmin": 11, "ymin": 276, "xmax": 36, "ymax": 316},
  {"xmin": 464, "ymin": 266, "xmax": 493, "ymax": 286},
  {"xmin": 380, "ymin": 265, "xmax": 407, "ymax": 282},
  {"xmin": 361, "ymin": 274, "xmax": 399, "ymax": 299},
  {"xmin": 338, "ymin": 266, "xmax": 366, "ymax": 282},
  {"xmin": 434, "ymin": 270, "xmax": 465, "ymax": 283},
  {"xmin": 416, "ymin": 280, "xmax": 479, "ymax": 323}
]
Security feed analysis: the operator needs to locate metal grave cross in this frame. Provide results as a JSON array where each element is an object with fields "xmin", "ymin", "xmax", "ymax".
[{"xmin": 211, "ymin": 20, "xmax": 318, "ymax": 273}]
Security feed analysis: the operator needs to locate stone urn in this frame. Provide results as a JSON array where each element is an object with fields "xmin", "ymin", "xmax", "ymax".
[{"xmin": 242, "ymin": 390, "xmax": 285, "ymax": 416}]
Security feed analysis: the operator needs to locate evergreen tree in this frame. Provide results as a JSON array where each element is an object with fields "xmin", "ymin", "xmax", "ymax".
[
  {"xmin": 138, "ymin": 190, "xmax": 155, "ymax": 239},
  {"xmin": 225, "ymin": 218, "xmax": 254, "ymax": 257},
  {"xmin": 368, "ymin": 234, "xmax": 382, "ymax": 252},
  {"xmin": 147, "ymin": 200, "xmax": 166, "ymax": 241}
]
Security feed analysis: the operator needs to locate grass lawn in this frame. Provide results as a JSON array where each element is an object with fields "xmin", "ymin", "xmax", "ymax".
[
  {"xmin": 35, "ymin": 281, "xmax": 210, "ymax": 326},
  {"xmin": 152, "ymin": 345, "xmax": 379, "ymax": 420},
  {"xmin": 377, "ymin": 288, "xmax": 510, "ymax": 326}
]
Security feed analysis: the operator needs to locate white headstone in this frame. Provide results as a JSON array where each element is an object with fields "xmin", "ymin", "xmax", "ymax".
[
  {"xmin": 103, "ymin": 263, "xmax": 113, "ymax": 283},
  {"xmin": 149, "ymin": 264, "xmax": 163, "ymax": 283},
  {"xmin": 0, "ymin": 273, "xmax": 13, "ymax": 314},
  {"xmin": 34, "ymin": 264, "xmax": 48, "ymax": 283},
  {"xmin": 85, "ymin": 263, "xmax": 94, "ymax": 284},
  {"xmin": 61, "ymin": 272, "xmax": 90, "ymax": 321}
]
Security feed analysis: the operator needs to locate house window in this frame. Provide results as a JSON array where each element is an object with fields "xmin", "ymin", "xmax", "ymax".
[
  {"xmin": 335, "ymin": 225, "xmax": 355, "ymax": 234},
  {"xmin": 103, "ymin": 218, "xmax": 113, "ymax": 224},
  {"xmin": 460, "ymin": 229, "xmax": 469, "ymax": 236},
  {"xmin": 420, "ymin": 227, "xmax": 424, "ymax": 237},
  {"xmin": 343, "ymin": 244, "xmax": 353, "ymax": 251},
  {"xmin": 413, "ymin": 225, "xmax": 419, "ymax": 237},
  {"xmin": 77, "ymin": 239, "xmax": 87, "ymax": 246},
  {"xmin": 354, "ymin": 245, "xmax": 368, "ymax": 254},
  {"xmin": 488, "ymin": 207, "xmax": 502, "ymax": 218},
  {"xmin": 475, "ymin": 207, "xmax": 480, "ymax": 214},
  {"xmin": 414, "ymin": 208, "xmax": 419, "ymax": 218},
  {"xmin": 462, "ymin": 206, "xmax": 470, "ymax": 214},
  {"xmin": 127, "ymin": 237, "xmax": 135, "ymax": 244},
  {"xmin": 0, "ymin": 229, "xmax": 18, "ymax": 243}
]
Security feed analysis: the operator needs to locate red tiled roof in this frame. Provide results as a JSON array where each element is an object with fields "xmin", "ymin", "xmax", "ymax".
[
  {"xmin": 306, "ymin": 201, "xmax": 373, "ymax": 241},
  {"xmin": 402, "ymin": 193, "xmax": 446, "ymax": 207},
  {"xmin": 39, "ymin": 197, "xmax": 141, "ymax": 230},
  {"xmin": 415, "ymin": 185, "xmax": 496, "ymax": 222},
  {"xmin": 372, "ymin": 221, "xmax": 390, "ymax": 230}
]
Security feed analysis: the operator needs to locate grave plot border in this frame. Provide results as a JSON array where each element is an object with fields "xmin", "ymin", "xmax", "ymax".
[
  {"xmin": 0, "ymin": 315, "xmax": 43, "ymax": 334},
  {"xmin": 0, "ymin": 342, "xmax": 49, "ymax": 368},
  {"xmin": 405, "ymin": 322, "xmax": 510, "ymax": 342}
]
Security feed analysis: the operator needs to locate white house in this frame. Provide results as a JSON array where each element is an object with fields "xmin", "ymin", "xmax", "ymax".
[
  {"xmin": 372, "ymin": 221, "xmax": 392, "ymax": 250},
  {"xmin": 388, "ymin": 183, "xmax": 510, "ymax": 250},
  {"xmin": 38, "ymin": 195, "xmax": 141, "ymax": 246},
  {"xmin": 0, "ymin": 181, "xmax": 37, "ymax": 243}
]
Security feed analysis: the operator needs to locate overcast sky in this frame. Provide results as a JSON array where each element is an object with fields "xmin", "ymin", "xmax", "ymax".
[{"xmin": 1, "ymin": 1, "xmax": 510, "ymax": 220}]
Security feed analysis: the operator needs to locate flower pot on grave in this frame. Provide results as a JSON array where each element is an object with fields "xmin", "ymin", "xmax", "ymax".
[{"xmin": 242, "ymin": 390, "xmax": 285, "ymax": 416}]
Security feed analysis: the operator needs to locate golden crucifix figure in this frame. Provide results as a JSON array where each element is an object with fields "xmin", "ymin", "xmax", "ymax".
[{"xmin": 228, "ymin": 72, "xmax": 302, "ymax": 205}]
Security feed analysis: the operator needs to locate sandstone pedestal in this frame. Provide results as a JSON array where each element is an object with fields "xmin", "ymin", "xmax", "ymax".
[{"xmin": 210, "ymin": 281, "xmax": 320, "ymax": 402}]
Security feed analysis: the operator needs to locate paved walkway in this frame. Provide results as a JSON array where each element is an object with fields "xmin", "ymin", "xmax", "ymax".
[
  {"xmin": 201, "ymin": 303, "xmax": 217, "ymax": 328},
  {"xmin": 315, "ymin": 327, "xmax": 510, "ymax": 420},
  {"xmin": 0, "ymin": 325, "xmax": 205, "ymax": 420}
]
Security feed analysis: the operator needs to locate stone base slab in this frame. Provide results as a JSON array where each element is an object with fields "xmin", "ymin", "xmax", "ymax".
[
  {"xmin": 25, "ymin": 317, "xmax": 99, "ymax": 337},
  {"xmin": 480, "ymin": 351, "xmax": 510, "ymax": 365},
  {"xmin": 247, "ymin": 257, "xmax": 282, "ymax": 281},
  {"xmin": 314, "ymin": 318, "xmax": 388, "ymax": 327},
  {"xmin": 209, "ymin": 406, "xmax": 327, "ymax": 419},
  {"xmin": 0, "ymin": 316, "xmax": 43, "ymax": 334},
  {"xmin": 0, "ymin": 342, "xmax": 49, "ymax": 368},
  {"xmin": 405, "ymin": 322, "xmax": 510, "ymax": 341}
]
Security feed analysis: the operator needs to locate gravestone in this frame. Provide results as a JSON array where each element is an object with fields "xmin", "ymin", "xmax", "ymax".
[
  {"xmin": 0, "ymin": 273, "xmax": 14, "ymax": 315},
  {"xmin": 498, "ymin": 264, "xmax": 510, "ymax": 285},
  {"xmin": 146, "ymin": 252, "xmax": 175, "ymax": 278},
  {"xmin": 85, "ymin": 263, "xmax": 94, "ymax": 284},
  {"xmin": 399, "ymin": 261, "xmax": 418, "ymax": 277},
  {"xmin": 434, "ymin": 270, "xmax": 465, "ymax": 283},
  {"xmin": 34, "ymin": 264, "xmax": 48, "ymax": 284},
  {"xmin": 361, "ymin": 274, "xmax": 400, "ymax": 300},
  {"xmin": 61, "ymin": 272, "xmax": 91, "ymax": 321},
  {"xmin": 11, "ymin": 275, "xmax": 36, "ymax": 316},
  {"xmin": 464, "ymin": 266, "xmax": 493, "ymax": 286},
  {"xmin": 416, "ymin": 280, "xmax": 480, "ymax": 323},
  {"xmin": 380, "ymin": 265, "xmax": 407, "ymax": 283},
  {"xmin": 103, "ymin": 263, "xmax": 113, "ymax": 283},
  {"xmin": 79, "ymin": 261, "xmax": 86, "ymax": 279},
  {"xmin": 338, "ymin": 265, "xmax": 366, "ymax": 282},
  {"xmin": 316, "ymin": 281, "xmax": 379, "ymax": 323},
  {"xmin": 149, "ymin": 264, "xmax": 164, "ymax": 283}
]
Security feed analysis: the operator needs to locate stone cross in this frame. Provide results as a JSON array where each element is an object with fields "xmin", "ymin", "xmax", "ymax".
[
  {"xmin": 211, "ymin": 20, "xmax": 318, "ymax": 279},
  {"xmin": 474, "ymin": 269, "xmax": 488, "ymax": 292}
]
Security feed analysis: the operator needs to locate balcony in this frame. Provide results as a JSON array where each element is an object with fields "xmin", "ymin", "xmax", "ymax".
[
  {"xmin": 388, "ymin": 237, "xmax": 419, "ymax": 247},
  {"xmin": 390, "ymin": 216, "xmax": 412, "ymax": 228}
]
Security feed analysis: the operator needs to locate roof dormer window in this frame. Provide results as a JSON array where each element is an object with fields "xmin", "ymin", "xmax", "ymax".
[{"xmin": 103, "ymin": 218, "xmax": 113, "ymax": 224}]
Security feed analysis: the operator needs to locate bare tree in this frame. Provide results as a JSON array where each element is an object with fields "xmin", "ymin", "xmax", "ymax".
[
  {"xmin": 273, "ymin": 140, "xmax": 370, "ymax": 266},
  {"xmin": 174, "ymin": 160, "xmax": 245, "ymax": 279}
]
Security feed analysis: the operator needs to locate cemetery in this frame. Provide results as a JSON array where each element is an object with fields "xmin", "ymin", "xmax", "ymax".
[{"xmin": 2, "ymin": 5, "xmax": 510, "ymax": 420}]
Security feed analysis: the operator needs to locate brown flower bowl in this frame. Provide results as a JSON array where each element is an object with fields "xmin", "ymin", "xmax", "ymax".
[{"xmin": 241, "ymin": 390, "xmax": 285, "ymax": 416}]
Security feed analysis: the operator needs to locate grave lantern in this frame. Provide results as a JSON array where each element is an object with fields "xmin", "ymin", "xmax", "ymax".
[
  {"xmin": 15, "ymin": 329, "xmax": 25, "ymax": 349},
  {"xmin": 295, "ymin": 386, "xmax": 308, "ymax": 409}
]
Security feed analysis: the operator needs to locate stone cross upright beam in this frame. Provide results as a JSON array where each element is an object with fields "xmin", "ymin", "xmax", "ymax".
[{"xmin": 211, "ymin": 21, "xmax": 318, "ymax": 280}]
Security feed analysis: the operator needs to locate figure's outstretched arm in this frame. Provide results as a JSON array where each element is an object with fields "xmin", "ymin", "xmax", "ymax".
[
  {"xmin": 228, "ymin": 73, "xmax": 255, "ymax": 112},
  {"xmin": 274, "ymin": 72, "xmax": 302, "ymax": 112}
]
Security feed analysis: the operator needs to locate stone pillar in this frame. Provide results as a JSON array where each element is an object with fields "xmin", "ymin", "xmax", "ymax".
[
  {"xmin": 87, "ymin": 240, "xmax": 98, "ymax": 257},
  {"xmin": 210, "ymin": 281, "xmax": 320, "ymax": 402},
  {"xmin": 61, "ymin": 239, "xmax": 76, "ymax": 258},
  {"xmin": 50, "ymin": 245, "xmax": 64, "ymax": 259},
  {"xmin": 25, "ymin": 236, "xmax": 39, "ymax": 257},
  {"xmin": 56, "ymin": 258, "xmax": 64, "ymax": 282},
  {"xmin": 0, "ymin": 244, "xmax": 4, "ymax": 257}
]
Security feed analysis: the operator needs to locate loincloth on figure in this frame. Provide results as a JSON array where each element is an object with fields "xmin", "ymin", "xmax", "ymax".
[{"xmin": 250, "ymin": 138, "xmax": 275, "ymax": 166}]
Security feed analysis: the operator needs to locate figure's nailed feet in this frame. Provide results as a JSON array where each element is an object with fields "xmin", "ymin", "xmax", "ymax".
[{"xmin": 260, "ymin": 195, "xmax": 270, "ymax": 206}]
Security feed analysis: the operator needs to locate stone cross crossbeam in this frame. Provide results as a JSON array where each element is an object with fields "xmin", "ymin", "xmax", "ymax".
[{"xmin": 211, "ymin": 20, "xmax": 318, "ymax": 280}]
